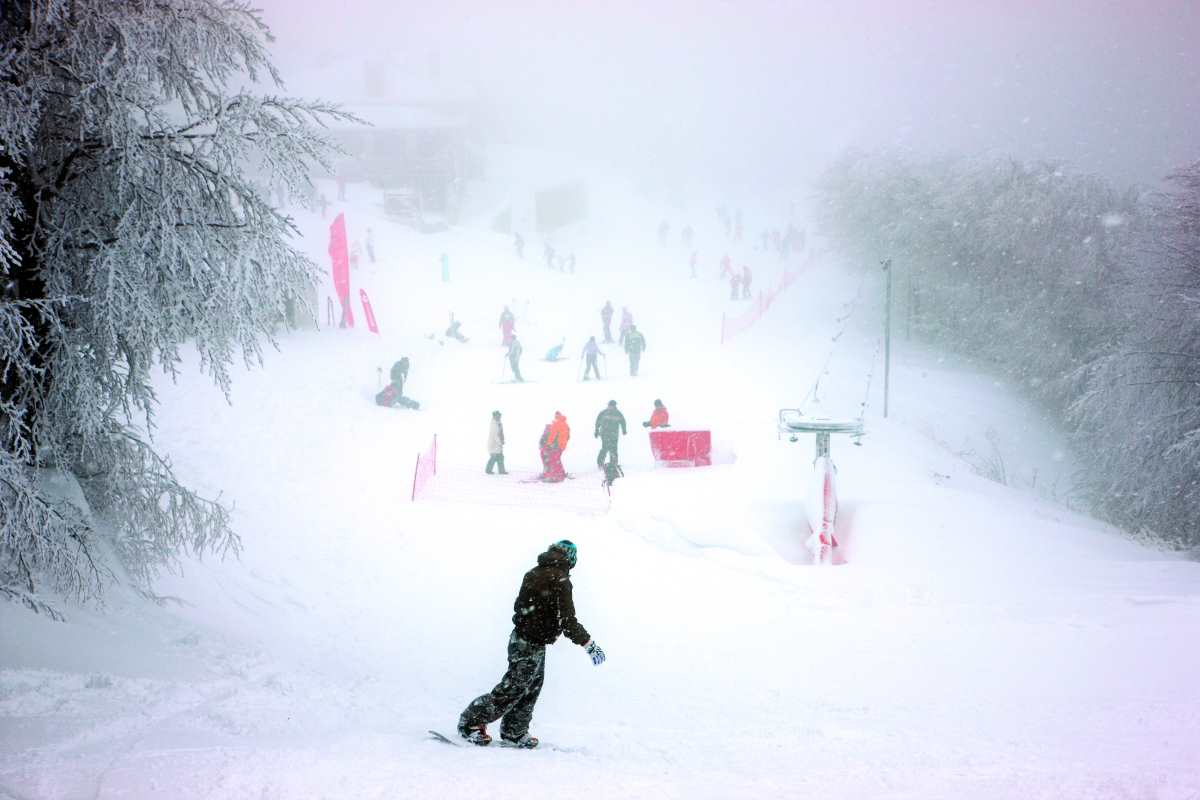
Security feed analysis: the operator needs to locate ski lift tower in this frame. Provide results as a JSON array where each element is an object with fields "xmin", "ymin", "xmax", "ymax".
[{"xmin": 778, "ymin": 410, "xmax": 864, "ymax": 565}]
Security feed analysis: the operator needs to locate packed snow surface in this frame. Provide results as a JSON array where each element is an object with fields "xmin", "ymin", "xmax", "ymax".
[{"xmin": 2, "ymin": 173, "xmax": 1198, "ymax": 799}]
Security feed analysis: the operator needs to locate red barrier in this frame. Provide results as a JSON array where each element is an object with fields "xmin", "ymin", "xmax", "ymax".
[
  {"xmin": 649, "ymin": 430, "xmax": 712, "ymax": 467},
  {"xmin": 410, "ymin": 434, "xmax": 438, "ymax": 501},
  {"xmin": 721, "ymin": 266, "xmax": 801, "ymax": 344}
]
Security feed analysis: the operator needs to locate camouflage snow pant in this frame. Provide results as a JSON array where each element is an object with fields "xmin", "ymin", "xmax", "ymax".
[
  {"xmin": 458, "ymin": 630, "xmax": 546, "ymax": 740},
  {"xmin": 597, "ymin": 434, "xmax": 620, "ymax": 467}
]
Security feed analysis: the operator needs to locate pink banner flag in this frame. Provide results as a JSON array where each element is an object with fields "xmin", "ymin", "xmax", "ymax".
[
  {"xmin": 329, "ymin": 213, "xmax": 354, "ymax": 327},
  {"xmin": 360, "ymin": 289, "xmax": 379, "ymax": 334}
]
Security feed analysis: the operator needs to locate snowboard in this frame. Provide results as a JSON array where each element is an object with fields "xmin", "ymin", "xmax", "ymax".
[{"xmin": 426, "ymin": 730, "xmax": 582, "ymax": 754}]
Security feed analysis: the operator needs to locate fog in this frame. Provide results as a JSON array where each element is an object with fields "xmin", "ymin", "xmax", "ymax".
[{"xmin": 259, "ymin": 0, "xmax": 1200, "ymax": 189}]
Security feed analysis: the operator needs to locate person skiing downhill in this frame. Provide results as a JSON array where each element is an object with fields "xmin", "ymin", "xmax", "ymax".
[
  {"xmin": 600, "ymin": 301, "xmax": 614, "ymax": 343},
  {"xmin": 581, "ymin": 336, "xmax": 603, "ymax": 380},
  {"xmin": 486, "ymin": 411, "xmax": 507, "ymax": 475},
  {"xmin": 499, "ymin": 306, "xmax": 516, "ymax": 346},
  {"xmin": 457, "ymin": 540, "xmax": 605, "ymax": 748},
  {"xmin": 594, "ymin": 400, "xmax": 627, "ymax": 468},
  {"xmin": 623, "ymin": 324, "xmax": 646, "ymax": 376},
  {"xmin": 506, "ymin": 336, "xmax": 524, "ymax": 382}
]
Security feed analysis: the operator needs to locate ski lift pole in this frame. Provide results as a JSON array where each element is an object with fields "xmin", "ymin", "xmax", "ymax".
[{"xmin": 882, "ymin": 258, "xmax": 893, "ymax": 419}]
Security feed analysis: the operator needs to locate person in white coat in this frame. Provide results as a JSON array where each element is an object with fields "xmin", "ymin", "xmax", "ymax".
[{"xmin": 486, "ymin": 410, "xmax": 507, "ymax": 475}]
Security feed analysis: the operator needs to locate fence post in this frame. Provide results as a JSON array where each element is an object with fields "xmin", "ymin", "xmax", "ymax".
[{"xmin": 411, "ymin": 453, "xmax": 421, "ymax": 502}]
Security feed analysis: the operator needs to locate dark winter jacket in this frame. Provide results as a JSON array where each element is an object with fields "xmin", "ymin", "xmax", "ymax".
[
  {"xmin": 512, "ymin": 547, "xmax": 591, "ymax": 646},
  {"xmin": 595, "ymin": 407, "xmax": 627, "ymax": 438},
  {"xmin": 390, "ymin": 358, "xmax": 409, "ymax": 392}
]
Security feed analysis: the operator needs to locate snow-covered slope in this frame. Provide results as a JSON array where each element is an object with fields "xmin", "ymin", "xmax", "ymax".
[{"xmin": 2, "ymin": 176, "xmax": 1198, "ymax": 800}]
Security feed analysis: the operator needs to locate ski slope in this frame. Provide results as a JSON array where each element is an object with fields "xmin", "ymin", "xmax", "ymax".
[{"xmin": 2, "ymin": 173, "xmax": 1199, "ymax": 800}]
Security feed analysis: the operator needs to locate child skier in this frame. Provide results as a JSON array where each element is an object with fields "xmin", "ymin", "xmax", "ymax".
[
  {"xmin": 643, "ymin": 399, "xmax": 670, "ymax": 428},
  {"xmin": 457, "ymin": 540, "xmax": 605, "ymax": 748},
  {"xmin": 539, "ymin": 412, "xmax": 570, "ymax": 482}
]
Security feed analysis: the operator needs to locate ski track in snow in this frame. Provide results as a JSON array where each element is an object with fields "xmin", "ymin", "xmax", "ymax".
[{"xmin": 2, "ymin": 172, "xmax": 1199, "ymax": 799}]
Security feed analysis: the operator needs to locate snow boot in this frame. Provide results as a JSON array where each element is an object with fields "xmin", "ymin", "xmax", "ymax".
[
  {"xmin": 460, "ymin": 725, "xmax": 492, "ymax": 746},
  {"xmin": 501, "ymin": 733, "xmax": 539, "ymax": 749}
]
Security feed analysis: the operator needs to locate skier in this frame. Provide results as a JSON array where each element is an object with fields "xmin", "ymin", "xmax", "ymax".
[
  {"xmin": 486, "ymin": 411, "xmax": 507, "ymax": 475},
  {"xmin": 730, "ymin": 271, "xmax": 741, "ymax": 300},
  {"xmin": 499, "ymin": 306, "xmax": 516, "ymax": 346},
  {"xmin": 457, "ymin": 540, "xmax": 605, "ymax": 748},
  {"xmin": 366, "ymin": 227, "xmax": 376, "ymax": 264},
  {"xmin": 594, "ymin": 400, "xmax": 627, "ymax": 468},
  {"xmin": 506, "ymin": 336, "xmax": 524, "ymax": 383},
  {"xmin": 742, "ymin": 264, "xmax": 753, "ymax": 299},
  {"xmin": 445, "ymin": 314, "xmax": 468, "ymax": 343},
  {"xmin": 514, "ymin": 232, "xmax": 525, "ymax": 260},
  {"xmin": 600, "ymin": 301, "xmax": 614, "ymax": 344},
  {"xmin": 657, "ymin": 219, "xmax": 669, "ymax": 246},
  {"xmin": 643, "ymin": 399, "xmax": 669, "ymax": 428},
  {"xmin": 618, "ymin": 306, "xmax": 633, "ymax": 347},
  {"xmin": 545, "ymin": 339, "xmax": 565, "ymax": 362},
  {"xmin": 719, "ymin": 254, "xmax": 732, "ymax": 280},
  {"xmin": 581, "ymin": 336, "xmax": 603, "ymax": 381},
  {"xmin": 681, "ymin": 224, "xmax": 694, "ymax": 249},
  {"xmin": 539, "ymin": 412, "xmax": 569, "ymax": 482},
  {"xmin": 623, "ymin": 324, "xmax": 646, "ymax": 377},
  {"xmin": 543, "ymin": 243, "xmax": 556, "ymax": 270}
]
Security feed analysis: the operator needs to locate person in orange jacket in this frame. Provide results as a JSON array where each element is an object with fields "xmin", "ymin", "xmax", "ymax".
[
  {"xmin": 643, "ymin": 399, "xmax": 670, "ymax": 429},
  {"xmin": 539, "ymin": 412, "xmax": 570, "ymax": 482}
]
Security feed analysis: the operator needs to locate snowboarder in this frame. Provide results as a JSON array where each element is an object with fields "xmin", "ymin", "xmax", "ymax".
[
  {"xmin": 499, "ymin": 306, "xmax": 516, "ymax": 346},
  {"xmin": 506, "ymin": 336, "xmax": 524, "ymax": 383},
  {"xmin": 581, "ymin": 336, "xmax": 603, "ymax": 381},
  {"xmin": 600, "ymin": 301, "xmax": 614, "ymax": 344},
  {"xmin": 514, "ymin": 232, "xmax": 525, "ymax": 260},
  {"xmin": 594, "ymin": 400, "xmax": 627, "ymax": 468},
  {"xmin": 457, "ymin": 540, "xmax": 605, "ymax": 748},
  {"xmin": 618, "ymin": 307, "xmax": 633, "ymax": 346},
  {"xmin": 545, "ymin": 339, "xmax": 565, "ymax": 362},
  {"xmin": 643, "ymin": 399, "xmax": 669, "ymax": 428},
  {"xmin": 742, "ymin": 265, "xmax": 753, "ymax": 299},
  {"xmin": 366, "ymin": 228, "xmax": 376, "ymax": 264},
  {"xmin": 539, "ymin": 412, "xmax": 570, "ymax": 482},
  {"xmin": 390, "ymin": 357, "xmax": 409, "ymax": 394},
  {"xmin": 624, "ymin": 324, "xmax": 646, "ymax": 377},
  {"xmin": 486, "ymin": 410, "xmax": 507, "ymax": 475},
  {"xmin": 445, "ymin": 314, "xmax": 468, "ymax": 343}
]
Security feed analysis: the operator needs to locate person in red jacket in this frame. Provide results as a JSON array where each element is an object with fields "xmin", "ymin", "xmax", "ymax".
[
  {"xmin": 643, "ymin": 399, "xmax": 670, "ymax": 428},
  {"xmin": 539, "ymin": 412, "xmax": 570, "ymax": 482}
]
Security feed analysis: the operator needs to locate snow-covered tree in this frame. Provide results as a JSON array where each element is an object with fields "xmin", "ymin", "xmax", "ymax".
[{"xmin": 1, "ymin": 0, "xmax": 350, "ymax": 612}]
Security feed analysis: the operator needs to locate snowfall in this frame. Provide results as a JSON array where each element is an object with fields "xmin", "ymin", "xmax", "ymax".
[{"xmin": 2, "ymin": 162, "xmax": 1199, "ymax": 800}]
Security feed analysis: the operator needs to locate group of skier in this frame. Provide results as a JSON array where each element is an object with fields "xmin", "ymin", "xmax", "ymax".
[{"xmin": 484, "ymin": 397, "xmax": 670, "ymax": 483}]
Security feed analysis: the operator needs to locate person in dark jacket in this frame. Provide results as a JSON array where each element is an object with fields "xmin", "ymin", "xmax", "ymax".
[
  {"xmin": 594, "ymin": 399, "xmax": 627, "ymax": 468},
  {"xmin": 458, "ymin": 541, "xmax": 605, "ymax": 748},
  {"xmin": 623, "ymin": 324, "xmax": 646, "ymax": 376}
]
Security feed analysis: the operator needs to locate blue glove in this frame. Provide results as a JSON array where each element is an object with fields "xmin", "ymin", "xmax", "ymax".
[{"xmin": 585, "ymin": 640, "xmax": 606, "ymax": 666}]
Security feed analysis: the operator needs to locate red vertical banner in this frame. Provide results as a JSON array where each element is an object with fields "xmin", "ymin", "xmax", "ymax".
[
  {"xmin": 359, "ymin": 288, "xmax": 379, "ymax": 334},
  {"xmin": 329, "ymin": 213, "xmax": 354, "ymax": 327}
]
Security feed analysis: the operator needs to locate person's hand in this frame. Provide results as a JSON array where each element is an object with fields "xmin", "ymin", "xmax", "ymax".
[{"xmin": 584, "ymin": 640, "xmax": 606, "ymax": 666}]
